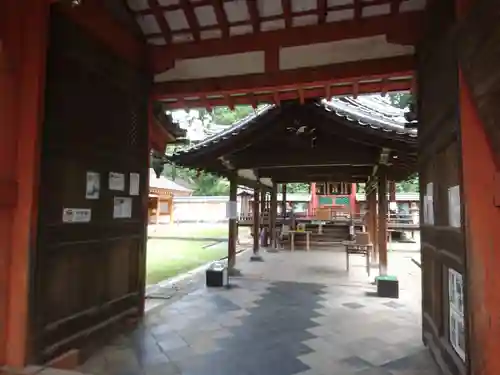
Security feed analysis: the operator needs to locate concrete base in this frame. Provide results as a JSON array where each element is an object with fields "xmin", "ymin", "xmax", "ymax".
[
  {"xmin": 266, "ymin": 247, "xmax": 280, "ymax": 253},
  {"xmin": 250, "ymin": 254, "xmax": 265, "ymax": 262},
  {"xmin": 228, "ymin": 267, "xmax": 242, "ymax": 277},
  {"xmin": 376, "ymin": 275, "xmax": 399, "ymax": 298}
]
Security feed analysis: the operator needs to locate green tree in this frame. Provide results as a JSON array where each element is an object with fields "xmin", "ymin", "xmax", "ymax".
[
  {"xmin": 388, "ymin": 92, "xmax": 412, "ymax": 110},
  {"xmin": 286, "ymin": 183, "xmax": 310, "ymax": 193},
  {"xmin": 210, "ymin": 106, "xmax": 257, "ymax": 125},
  {"xmin": 396, "ymin": 174, "xmax": 419, "ymax": 193}
]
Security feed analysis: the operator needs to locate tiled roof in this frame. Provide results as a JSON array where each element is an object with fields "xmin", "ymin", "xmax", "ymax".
[
  {"xmin": 323, "ymin": 96, "xmax": 417, "ymax": 137},
  {"xmin": 174, "ymin": 98, "xmax": 416, "ymax": 157},
  {"xmin": 149, "ymin": 169, "xmax": 192, "ymax": 192}
]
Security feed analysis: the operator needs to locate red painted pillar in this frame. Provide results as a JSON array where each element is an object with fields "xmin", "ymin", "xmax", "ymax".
[
  {"xmin": 350, "ymin": 183, "xmax": 358, "ymax": 215},
  {"xmin": 455, "ymin": 1, "xmax": 500, "ymax": 374},
  {"xmin": 0, "ymin": 0, "xmax": 50, "ymax": 366},
  {"xmin": 309, "ymin": 182, "xmax": 317, "ymax": 216}
]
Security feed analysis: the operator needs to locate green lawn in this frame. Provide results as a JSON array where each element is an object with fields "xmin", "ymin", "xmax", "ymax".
[
  {"xmin": 149, "ymin": 224, "xmax": 228, "ymax": 239},
  {"xmin": 146, "ymin": 239, "xmax": 228, "ymax": 284}
]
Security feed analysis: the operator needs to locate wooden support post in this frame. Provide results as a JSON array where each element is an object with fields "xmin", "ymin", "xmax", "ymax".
[
  {"xmin": 251, "ymin": 185, "xmax": 264, "ymax": 261},
  {"xmin": 282, "ymin": 183, "xmax": 287, "ymax": 217},
  {"xmin": 368, "ymin": 189, "xmax": 378, "ymax": 262},
  {"xmin": 378, "ymin": 169, "xmax": 388, "ymax": 275},
  {"xmin": 389, "ymin": 181, "xmax": 396, "ymax": 201},
  {"xmin": 168, "ymin": 197, "xmax": 174, "ymax": 225},
  {"xmin": 155, "ymin": 198, "xmax": 161, "ymax": 224},
  {"xmin": 270, "ymin": 183, "xmax": 278, "ymax": 250},
  {"xmin": 1, "ymin": 0, "xmax": 50, "ymax": 366},
  {"xmin": 228, "ymin": 174, "xmax": 239, "ymax": 274},
  {"xmin": 260, "ymin": 189, "xmax": 267, "ymax": 246}
]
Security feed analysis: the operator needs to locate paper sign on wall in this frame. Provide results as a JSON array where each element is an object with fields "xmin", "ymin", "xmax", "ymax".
[
  {"xmin": 109, "ymin": 172, "xmax": 125, "ymax": 191},
  {"xmin": 226, "ymin": 201, "xmax": 237, "ymax": 219},
  {"xmin": 423, "ymin": 182, "xmax": 434, "ymax": 225},
  {"xmin": 129, "ymin": 173, "xmax": 140, "ymax": 196},
  {"xmin": 86, "ymin": 171, "xmax": 100, "ymax": 199},
  {"xmin": 113, "ymin": 197, "xmax": 132, "ymax": 218},
  {"xmin": 448, "ymin": 185, "xmax": 461, "ymax": 228},
  {"xmin": 62, "ymin": 208, "xmax": 91, "ymax": 223}
]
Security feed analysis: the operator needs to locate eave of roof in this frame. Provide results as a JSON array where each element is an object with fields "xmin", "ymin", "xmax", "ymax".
[{"xmin": 171, "ymin": 98, "xmax": 417, "ymax": 163}]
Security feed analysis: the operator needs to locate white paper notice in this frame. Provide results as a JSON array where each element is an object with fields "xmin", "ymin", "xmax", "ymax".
[
  {"xmin": 448, "ymin": 185, "xmax": 461, "ymax": 228},
  {"xmin": 424, "ymin": 182, "xmax": 434, "ymax": 225},
  {"xmin": 109, "ymin": 172, "xmax": 125, "ymax": 191},
  {"xmin": 86, "ymin": 171, "xmax": 100, "ymax": 199},
  {"xmin": 113, "ymin": 197, "xmax": 132, "ymax": 219},
  {"xmin": 62, "ymin": 208, "xmax": 91, "ymax": 223},
  {"xmin": 129, "ymin": 173, "xmax": 140, "ymax": 196},
  {"xmin": 226, "ymin": 201, "xmax": 237, "ymax": 219}
]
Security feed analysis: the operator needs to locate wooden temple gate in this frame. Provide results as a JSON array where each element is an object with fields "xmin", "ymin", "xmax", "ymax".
[
  {"xmin": 30, "ymin": 11, "xmax": 151, "ymax": 363},
  {"xmin": 2, "ymin": 0, "xmax": 500, "ymax": 374}
]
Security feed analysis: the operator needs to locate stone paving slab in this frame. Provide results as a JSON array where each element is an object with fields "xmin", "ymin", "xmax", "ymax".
[{"xmin": 80, "ymin": 247, "xmax": 440, "ymax": 375}]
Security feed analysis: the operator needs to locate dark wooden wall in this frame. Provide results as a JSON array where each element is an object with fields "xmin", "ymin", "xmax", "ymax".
[
  {"xmin": 417, "ymin": 1, "xmax": 467, "ymax": 374},
  {"xmin": 30, "ymin": 10, "xmax": 150, "ymax": 363}
]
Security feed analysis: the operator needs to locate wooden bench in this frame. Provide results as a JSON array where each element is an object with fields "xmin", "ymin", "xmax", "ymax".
[{"xmin": 343, "ymin": 241, "xmax": 373, "ymax": 276}]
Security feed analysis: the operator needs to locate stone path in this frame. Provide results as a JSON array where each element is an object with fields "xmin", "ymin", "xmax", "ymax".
[{"xmin": 80, "ymin": 246, "xmax": 439, "ymax": 375}]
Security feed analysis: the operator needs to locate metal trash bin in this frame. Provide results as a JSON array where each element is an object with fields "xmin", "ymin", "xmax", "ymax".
[{"xmin": 205, "ymin": 261, "xmax": 228, "ymax": 287}]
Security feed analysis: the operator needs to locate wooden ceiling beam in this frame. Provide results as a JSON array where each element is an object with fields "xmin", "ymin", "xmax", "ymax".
[
  {"xmin": 231, "ymin": 152, "xmax": 378, "ymax": 169},
  {"xmin": 318, "ymin": 0, "xmax": 327, "ymax": 24},
  {"xmin": 354, "ymin": 0, "xmax": 362, "ymax": 20},
  {"xmin": 264, "ymin": 168, "xmax": 412, "ymax": 183},
  {"xmin": 282, "ymin": 0, "xmax": 293, "ymax": 29},
  {"xmin": 153, "ymin": 55, "xmax": 414, "ymax": 99},
  {"xmin": 147, "ymin": 0, "xmax": 172, "ymax": 43},
  {"xmin": 212, "ymin": 0, "xmax": 230, "ymax": 38},
  {"xmin": 159, "ymin": 79, "xmax": 412, "ymax": 109},
  {"xmin": 247, "ymin": 1, "xmax": 261, "ymax": 33},
  {"xmin": 179, "ymin": 0, "xmax": 201, "ymax": 42},
  {"xmin": 149, "ymin": 11, "xmax": 423, "ymax": 64}
]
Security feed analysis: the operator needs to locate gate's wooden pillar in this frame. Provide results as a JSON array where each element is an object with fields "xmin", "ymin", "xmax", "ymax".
[
  {"xmin": 367, "ymin": 189, "xmax": 378, "ymax": 262},
  {"xmin": 281, "ymin": 184, "xmax": 287, "ymax": 217},
  {"xmin": 260, "ymin": 189, "xmax": 267, "ymax": 246},
  {"xmin": 456, "ymin": 2, "xmax": 500, "ymax": 374},
  {"xmin": 270, "ymin": 183, "xmax": 278, "ymax": 248},
  {"xmin": 0, "ymin": 0, "xmax": 50, "ymax": 366},
  {"xmin": 168, "ymin": 197, "xmax": 174, "ymax": 225},
  {"xmin": 252, "ymin": 186, "xmax": 260, "ymax": 254},
  {"xmin": 251, "ymin": 185, "xmax": 264, "ymax": 261},
  {"xmin": 227, "ymin": 174, "xmax": 238, "ymax": 273},
  {"xmin": 378, "ymin": 170, "xmax": 388, "ymax": 275},
  {"xmin": 155, "ymin": 198, "xmax": 161, "ymax": 224}
]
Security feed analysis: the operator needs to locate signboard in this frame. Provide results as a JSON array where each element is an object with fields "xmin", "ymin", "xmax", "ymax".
[
  {"xmin": 448, "ymin": 185, "xmax": 461, "ymax": 228},
  {"xmin": 113, "ymin": 197, "xmax": 132, "ymax": 219},
  {"xmin": 129, "ymin": 173, "xmax": 140, "ymax": 196},
  {"xmin": 85, "ymin": 171, "xmax": 100, "ymax": 199},
  {"xmin": 423, "ymin": 182, "xmax": 434, "ymax": 225},
  {"xmin": 62, "ymin": 208, "xmax": 91, "ymax": 223},
  {"xmin": 226, "ymin": 201, "xmax": 237, "ymax": 219},
  {"xmin": 109, "ymin": 172, "xmax": 125, "ymax": 191}
]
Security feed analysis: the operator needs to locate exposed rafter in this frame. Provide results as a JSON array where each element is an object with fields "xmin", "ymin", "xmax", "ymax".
[
  {"xmin": 153, "ymin": 56, "xmax": 413, "ymax": 98},
  {"xmin": 147, "ymin": 0, "xmax": 172, "ymax": 44},
  {"xmin": 149, "ymin": 12, "xmax": 422, "ymax": 64},
  {"xmin": 212, "ymin": 0, "xmax": 229, "ymax": 38},
  {"xmin": 247, "ymin": 1, "xmax": 261, "ymax": 33},
  {"xmin": 282, "ymin": 0, "xmax": 292, "ymax": 29},
  {"xmin": 179, "ymin": 0, "xmax": 200, "ymax": 42}
]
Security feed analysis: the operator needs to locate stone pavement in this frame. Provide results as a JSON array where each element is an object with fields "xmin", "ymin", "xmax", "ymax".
[{"xmin": 80, "ymin": 247, "xmax": 440, "ymax": 375}]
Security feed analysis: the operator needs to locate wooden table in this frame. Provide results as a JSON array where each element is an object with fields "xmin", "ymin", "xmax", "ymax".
[
  {"xmin": 343, "ymin": 240, "xmax": 373, "ymax": 276},
  {"xmin": 289, "ymin": 230, "xmax": 312, "ymax": 252}
]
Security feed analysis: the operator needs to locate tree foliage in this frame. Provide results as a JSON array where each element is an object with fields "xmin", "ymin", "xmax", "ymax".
[{"xmin": 388, "ymin": 92, "xmax": 413, "ymax": 110}]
